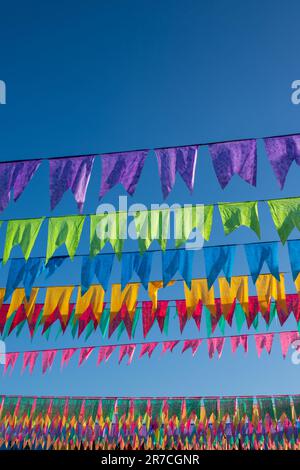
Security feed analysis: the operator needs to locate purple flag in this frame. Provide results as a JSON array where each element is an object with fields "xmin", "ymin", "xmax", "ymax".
[
  {"xmin": 264, "ymin": 135, "xmax": 300, "ymax": 189},
  {"xmin": 99, "ymin": 150, "xmax": 148, "ymax": 198},
  {"xmin": 0, "ymin": 160, "xmax": 41, "ymax": 212},
  {"xmin": 50, "ymin": 155, "xmax": 95, "ymax": 212},
  {"xmin": 208, "ymin": 139, "xmax": 257, "ymax": 189},
  {"xmin": 155, "ymin": 146, "xmax": 198, "ymax": 198}
]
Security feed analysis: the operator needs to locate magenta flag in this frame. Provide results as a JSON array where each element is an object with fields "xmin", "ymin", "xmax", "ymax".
[
  {"xmin": 181, "ymin": 339, "xmax": 202, "ymax": 356},
  {"xmin": 139, "ymin": 342, "xmax": 158, "ymax": 358},
  {"xmin": 0, "ymin": 160, "xmax": 41, "ymax": 212},
  {"xmin": 254, "ymin": 333, "xmax": 274, "ymax": 358},
  {"xmin": 61, "ymin": 348, "xmax": 77, "ymax": 369},
  {"xmin": 161, "ymin": 340, "xmax": 179, "ymax": 354},
  {"xmin": 230, "ymin": 335, "xmax": 248, "ymax": 353},
  {"xmin": 50, "ymin": 155, "xmax": 95, "ymax": 212},
  {"xmin": 42, "ymin": 350, "xmax": 57, "ymax": 374},
  {"xmin": 264, "ymin": 135, "xmax": 300, "ymax": 189},
  {"xmin": 279, "ymin": 331, "xmax": 299, "ymax": 359},
  {"xmin": 99, "ymin": 150, "xmax": 148, "ymax": 198},
  {"xmin": 22, "ymin": 351, "xmax": 39, "ymax": 374},
  {"xmin": 209, "ymin": 139, "xmax": 257, "ymax": 188},
  {"xmin": 207, "ymin": 337, "xmax": 225, "ymax": 359},
  {"xmin": 78, "ymin": 347, "xmax": 94, "ymax": 366},
  {"xmin": 155, "ymin": 146, "xmax": 198, "ymax": 198},
  {"xmin": 97, "ymin": 345, "xmax": 116, "ymax": 365},
  {"xmin": 119, "ymin": 344, "xmax": 136, "ymax": 365},
  {"xmin": 4, "ymin": 352, "xmax": 19, "ymax": 375}
]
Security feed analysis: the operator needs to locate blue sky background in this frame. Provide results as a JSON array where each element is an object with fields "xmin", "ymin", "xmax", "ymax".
[{"xmin": 1, "ymin": 0, "xmax": 300, "ymax": 397}]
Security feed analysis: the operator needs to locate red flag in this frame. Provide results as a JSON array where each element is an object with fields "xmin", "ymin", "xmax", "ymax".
[
  {"xmin": 207, "ymin": 337, "xmax": 225, "ymax": 359},
  {"xmin": 97, "ymin": 345, "xmax": 116, "ymax": 365},
  {"xmin": 139, "ymin": 342, "xmax": 158, "ymax": 358},
  {"xmin": 61, "ymin": 348, "xmax": 77, "ymax": 369},
  {"xmin": 22, "ymin": 351, "xmax": 39, "ymax": 374},
  {"xmin": 42, "ymin": 350, "xmax": 57, "ymax": 374},
  {"xmin": 162, "ymin": 340, "xmax": 179, "ymax": 354},
  {"xmin": 181, "ymin": 339, "xmax": 202, "ymax": 356},
  {"xmin": 119, "ymin": 344, "xmax": 136, "ymax": 365},
  {"xmin": 78, "ymin": 347, "xmax": 94, "ymax": 366},
  {"xmin": 230, "ymin": 335, "xmax": 248, "ymax": 353},
  {"xmin": 4, "ymin": 352, "xmax": 19, "ymax": 375}
]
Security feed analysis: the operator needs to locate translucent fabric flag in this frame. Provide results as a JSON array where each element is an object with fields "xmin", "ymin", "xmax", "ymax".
[
  {"xmin": 161, "ymin": 340, "xmax": 179, "ymax": 354},
  {"xmin": 97, "ymin": 345, "xmax": 116, "ymax": 365},
  {"xmin": 90, "ymin": 212, "xmax": 126, "ymax": 259},
  {"xmin": 184, "ymin": 279, "xmax": 216, "ymax": 317},
  {"xmin": 142, "ymin": 301, "xmax": 169, "ymax": 337},
  {"xmin": 133, "ymin": 209, "xmax": 170, "ymax": 252},
  {"xmin": 50, "ymin": 155, "xmax": 95, "ymax": 212},
  {"xmin": 162, "ymin": 249, "xmax": 194, "ymax": 288},
  {"xmin": 0, "ymin": 160, "xmax": 41, "ymax": 212},
  {"xmin": 4, "ymin": 352, "xmax": 19, "ymax": 375},
  {"xmin": 244, "ymin": 242, "xmax": 279, "ymax": 284},
  {"xmin": 268, "ymin": 197, "xmax": 300, "ymax": 244},
  {"xmin": 121, "ymin": 251, "xmax": 153, "ymax": 290},
  {"xmin": 46, "ymin": 215, "xmax": 85, "ymax": 262},
  {"xmin": 181, "ymin": 339, "xmax": 202, "ymax": 356},
  {"xmin": 61, "ymin": 348, "xmax": 77, "ymax": 369},
  {"xmin": 7, "ymin": 287, "xmax": 39, "ymax": 319},
  {"xmin": 118, "ymin": 344, "xmax": 136, "ymax": 365},
  {"xmin": 264, "ymin": 135, "xmax": 300, "ymax": 189},
  {"xmin": 155, "ymin": 146, "xmax": 198, "ymax": 198},
  {"xmin": 22, "ymin": 351, "xmax": 39, "ymax": 374},
  {"xmin": 218, "ymin": 201, "xmax": 260, "ymax": 237},
  {"xmin": 44, "ymin": 256, "xmax": 66, "ymax": 278},
  {"xmin": 81, "ymin": 253, "xmax": 114, "ymax": 293},
  {"xmin": 174, "ymin": 205, "xmax": 213, "ymax": 247},
  {"xmin": 78, "ymin": 347, "xmax": 94, "ymax": 366},
  {"xmin": 203, "ymin": 245, "xmax": 236, "ymax": 288},
  {"xmin": 230, "ymin": 335, "xmax": 248, "ymax": 353},
  {"xmin": 3, "ymin": 217, "xmax": 45, "ymax": 264},
  {"xmin": 4, "ymin": 258, "xmax": 43, "ymax": 301},
  {"xmin": 255, "ymin": 274, "xmax": 286, "ymax": 316},
  {"xmin": 139, "ymin": 342, "xmax": 158, "ymax": 358},
  {"xmin": 209, "ymin": 139, "xmax": 257, "ymax": 188},
  {"xmin": 43, "ymin": 286, "xmax": 74, "ymax": 324},
  {"xmin": 75, "ymin": 286, "xmax": 105, "ymax": 326},
  {"xmin": 254, "ymin": 333, "xmax": 274, "ymax": 358},
  {"xmin": 287, "ymin": 240, "xmax": 300, "ymax": 280},
  {"xmin": 219, "ymin": 276, "xmax": 249, "ymax": 320},
  {"xmin": 42, "ymin": 350, "xmax": 57, "ymax": 374},
  {"xmin": 279, "ymin": 331, "xmax": 299, "ymax": 359},
  {"xmin": 99, "ymin": 150, "xmax": 148, "ymax": 198},
  {"xmin": 207, "ymin": 337, "xmax": 225, "ymax": 359}
]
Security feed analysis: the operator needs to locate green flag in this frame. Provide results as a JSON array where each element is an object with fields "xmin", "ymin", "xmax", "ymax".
[
  {"xmin": 3, "ymin": 217, "xmax": 44, "ymax": 264},
  {"xmin": 268, "ymin": 197, "xmax": 300, "ymax": 244},
  {"xmin": 218, "ymin": 201, "xmax": 260, "ymax": 237},
  {"xmin": 257, "ymin": 397, "xmax": 275, "ymax": 420},
  {"xmin": 133, "ymin": 208, "xmax": 170, "ymax": 252},
  {"xmin": 46, "ymin": 215, "xmax": 85, "ymax": 262},
  {"xmin": 90, "ymin": 212, "xmax": 126, "ymax": 259},
  {"xmin": 274, "ymin": 396, "xmax": 292, "ymax": 421},
  {"xmin": 174, "ymin": 205, "xmax": 213, "ymax": 248}
]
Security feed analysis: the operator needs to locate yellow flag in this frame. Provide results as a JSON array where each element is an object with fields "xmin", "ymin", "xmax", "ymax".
[
  {"xmin": 184, "ymin": 279, "xmax": 215, "ymax": 317},
  {"xmin": 256, "ymin": 274, "xmax": 286, "ymax": 314},
  {"xmin": 148, "ymin": 280, "xmax": 175, "ymax": 311},
  {"xmin": 219, "ymin": 276, "xmax": 249, "ymax": 317},
  {"xmin": 110, "ymin": 283, "xmax": 140, "ymax": 321},
  {"xmin": 43, "ymin": 286, "xmax": 74, "ymax": 323},
  {"xmin": 75, "ymin": 285, "xmax": 105, "ymax": 322},
  {"xmin": 7, "ymin": 288, "xmax": 39, "ymax": 318}
]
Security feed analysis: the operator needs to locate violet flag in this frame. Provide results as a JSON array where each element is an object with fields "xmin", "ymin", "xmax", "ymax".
[
  {"xmin": 50, "ymin": 155, "xmax": 95, "ymax": 212},
  {"xmin": 264, "ymin": 135, "xmax": 300, "ymax": 189},
  {"xmin": 155, "ymin": 146, "xmax": 198, "ymax": 199},
  {"xmin": 209, "ymin": 139, "xmax": 257, "ymax": 189},
  {"xmin": 0, "ymin": 160, "xmax": 41, "ymax": 212},
  {"xmin": 99, "ymin": 150, "xmax": 148, "ymax": 198}
]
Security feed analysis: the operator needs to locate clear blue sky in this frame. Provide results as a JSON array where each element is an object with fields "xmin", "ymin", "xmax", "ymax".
[{"xmin": 1, "ymin": 0, "xmax": 300, "ymax": 397}]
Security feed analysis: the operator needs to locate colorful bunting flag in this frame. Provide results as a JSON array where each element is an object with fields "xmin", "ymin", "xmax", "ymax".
[
  {"xmin": 3, "ymin": 218, "xmax": 44, "ymax": 264},
  {"xmin": 264, "ymin": 135, "xmax": 300, "ymax": 189},
  {"xmin": 218, "ymin": 201, "xmax": 260, "ymax": 237},
  {"xmin": 46, "ymin": 215, "xmax": 85, "ymax": 262},
  {"xmin": 203, "ymin": 245, "xmax": 236, "ymax": 288}
]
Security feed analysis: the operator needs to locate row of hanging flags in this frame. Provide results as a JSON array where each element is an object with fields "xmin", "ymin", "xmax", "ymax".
[
  {"xmin": 2, "ymin": 134, "xmax": 300, "ymax": 213},
  {"xmin": 1, "ymin": 394, "xmax": 300, "ymax": 449},
  {"xmin": 1, "ymin": 274, "xmax": 300, "ymax": 340},
  {"xmin": 3, "ymin": 331, "xmax": 300, "ymax": 375}
]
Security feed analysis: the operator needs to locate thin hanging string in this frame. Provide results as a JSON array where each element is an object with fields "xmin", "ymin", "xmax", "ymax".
[{"xmin": 0, "ymin": 129, "xmax": 298, "ymax": 165}]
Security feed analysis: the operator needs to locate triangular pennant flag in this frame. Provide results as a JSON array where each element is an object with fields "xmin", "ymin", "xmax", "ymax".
[
  {"xmin": 90, "ymin": 212, "xmax": 126, "ymax": 259},
  {"xmin": 264, "ymin": 135, "xmax": 300, "ymax": 189},
  {"xmin": 42, "ymin": 350, "xmax": 57, "ymax": 374},
  {"xmin": 142, "ymin": 300, "xmax": 169, "ymax": 337},
  {"xmin": 118, "ymin": 344, "xmax": 136, "ymax": 365},
  {"xmin": 176, "ymin": 299, "xmax": 202, "ymax": 332},
  {"xmin": 81, "ymin": 254, "xmax": 114, "ymax": 294},
  {"xmin": 162, "ymin": 249, "xmax": 194, "ymax": 288},
  {"xmin": 230, "ymin": 335, "xmax": 248, "ymax": 353},
  {"xmin": 207, "ymin": 337, "xmax": 225, "ymax": 359},
  {"xmin": 46, "ymin": 215, "xmax": 85, "ymax": 262},
  {"xmin": 134, "ymin": 208, "xmax": 170, "ymax": 253},
  {"xmin": 139, "ymin": 342, "xmax": 158, "ymax": 358},
  {"xmin": 61, "ymin": 348, "xmax": 77, "ymax": 369},
  {"xmin": 3, "ymin": 218, "xmax": 44, "ymax": 264},
  {"xmin": 44, "ymin": 256, "xmax": 66, "ymax": 278},
  {"xmin": 279, "ymin": 331, "xmax": 299, "ymax": 359},
  {"xmin": 244, "ymin": 242, "xmax": 279, "ymax": 283},
  {"xmin": 161, "ymin": 340, "xmax": 179, "ymax": 354},
  {"xmin": 50, "ymin": 155, "xmax": 95, "ymax": 212},
  {"xmin": 0, "ymin": 160, "xmax": 41, "ymax": 212},
  {"xmin": 121, "ymin": 251, "xmax": 153, "ymax": 290},
  {"xmin": 209, "ymin": 139, "xmax": 257, "ymax": 188},
  {"xmin": 5, "ymin": 258, "xmax": 44, "ymax": 301},
  {"xmin": 218, "ymin": 201, "xmax": 260, "ymax": 237},
  {"xmin": 219, "ymin": 276, "xmax": 249, "ymax": 320},
  {"xmin": 22, "ymin": 351, "xmax": 39, "ymax": 374},
  {"xmin": 203, "ymin": 245, "xmax": 236, "ymax": 288},
  {"xmin": 255, "ymin": 274, "xmax": 286, "ymax": 316},
  {"xmin": 155, "ymin": 146, "xmax": 198, "ymax": 198},
  {"xmin": 97, "ymin": 345, "xmax": 116, "ymax": 365},
  {"xmin": 43, "ymin": 286, "xmax": 74, "ymax": 326},
  {"xmin": 174, "ymin": 205, "xmax": 213, "ymax": 247},
  {"xmin": 181, "ymin": 339, "xmax": 202, "ymax": 356},
  {"xmin": 268, "ymin": 198, "xmax": 300, "ymax": 244},
  {"xmin": 99, "ymin": 150, "xmax": 148, "ymax": 197},
  {"xmin": 287, "ymin": 240, "xmax": 300, "ymax": 281},
  {"xmin": 4, "ymin": 352, "xmax": 19, "ymax": 375},
  {"xmin": 78, "ymin": 347, "xmax": 94, "ymax": 366},
  {"xmin": 254, "ymin": 333, "xmax": 274, "ymax": 358}
]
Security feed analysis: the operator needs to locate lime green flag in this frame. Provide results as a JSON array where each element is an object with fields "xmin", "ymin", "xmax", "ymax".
[
  {"xmin": 3, "ymin": 217, "xmax": 44, "ymax": 264},
  {"xmin": 134, "ymin": 209, "xmax": 170, "ymax": 252},
  {"xmin": 268, "ymin": 197, "xmax": 300, "ymax": 243},
  {"xmin": 90, "ymin": 212, "xmax": 126, "ymax": 259},
  {"xmin": 46, "ymin": 215, "xmax": 85, "ymax": 262},
  {"xmin": 218, "ymin": 201, "xmax": 260, "ymax": 237},
  {"xmin": 174, "ymin": 205, "xmax": 213, "ymax": 248}
]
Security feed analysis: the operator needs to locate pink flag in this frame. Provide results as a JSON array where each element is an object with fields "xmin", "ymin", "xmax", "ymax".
[
  {"xmin": 254, "ymin": 333, "xmax": 274, "ymax": 358},
  {"xmin": 78, "ymin": 347, "xmax": 94, "ymax": 366},
  {"xmin": 230, "ymin": 335, "xmax": 248, "ymax": 353},
  {"xmin": 119, "ymin": 344, "xmax": 136, "ymax": 365},
  {"xmin": 207, "ymin": 337, "xmax": 225, "ymax": 359},
  {"xmin": 61, "ymin": 348, "xmax": 77, "ymax": 369},
  {"xmin": 42, "ymin": 350, "xmax": 57, "ymax": 374},
  {"xmin": 279, "ymin": 332, "xmax": 299, "ymax": 359},
  {"xmin": 162, "ymin": 340, "xmax": 179, "ymax": 354},
  {"xmin": 22, "ymin": 351, "xmax": 39, "ymax": 374},
  {"xmin": 97, "ymin": 345, "xmax": 116, "ymax": 365},
  {"xmin": 181, "ymin": 339, "xmax": 202, "ymax": 356},
  {"xmin": 4, "ymin": 352, "xmax": 19, "ymax": 375},
  {"xmin": 139, "ymin": 342, "xmax": 158, "ymax": 358}
]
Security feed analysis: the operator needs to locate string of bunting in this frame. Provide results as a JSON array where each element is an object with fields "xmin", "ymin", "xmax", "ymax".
[
  {"xmin": 1, "ymin": 394, "xmax": 300, "ymax": 449},
  {"xmin": 1, "ymin": 134, "xmax": 300, "ymax": 214}
]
